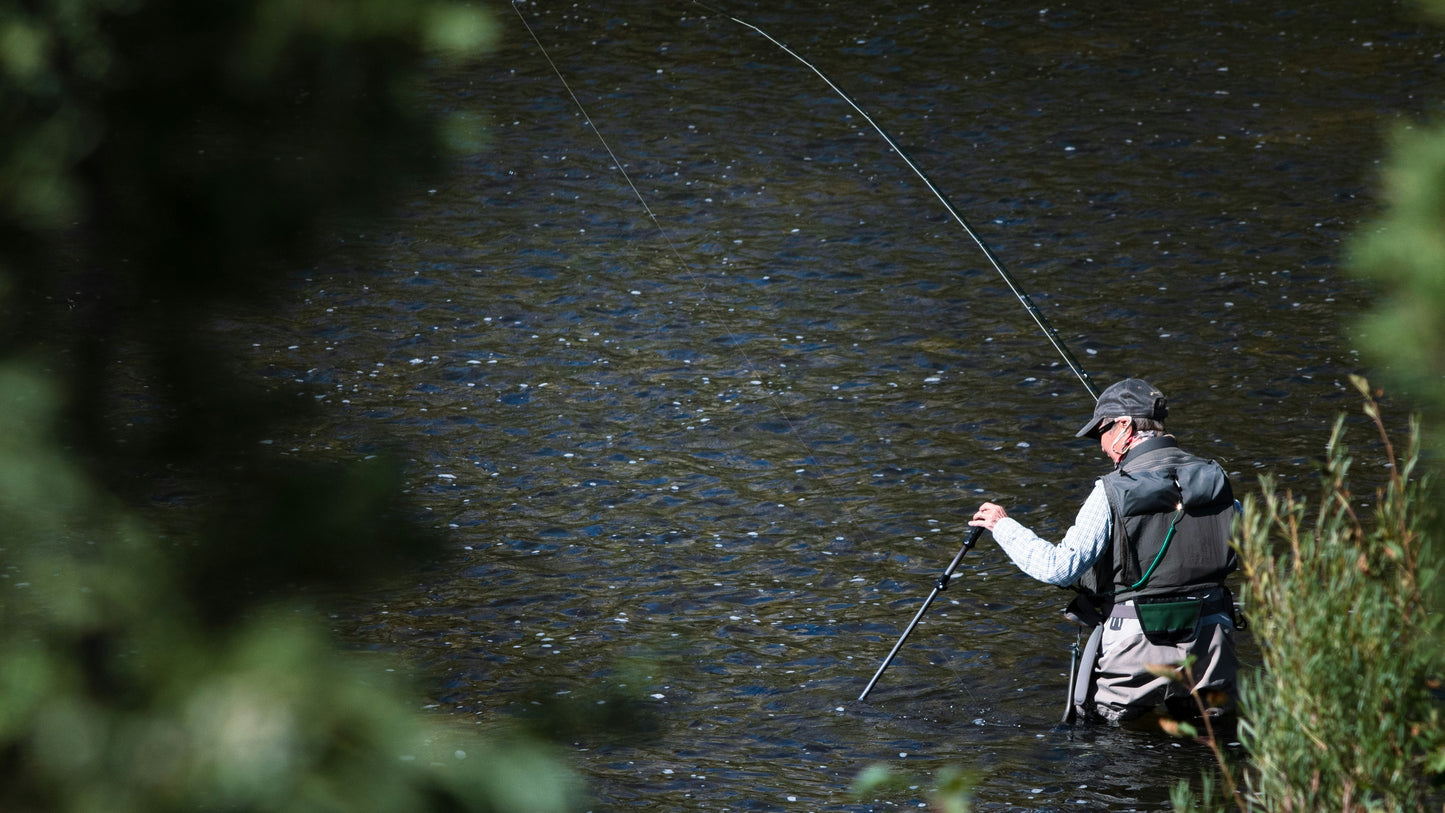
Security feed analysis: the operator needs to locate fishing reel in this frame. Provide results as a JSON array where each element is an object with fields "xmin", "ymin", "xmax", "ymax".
[{"xmin": 1063, "ymin": 592, "xmax": 1103, "ymax": 628}]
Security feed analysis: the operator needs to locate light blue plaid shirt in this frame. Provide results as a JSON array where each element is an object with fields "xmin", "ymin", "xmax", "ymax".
[{"xmin": 991, "ymin": 480, "xmax": 1112, "ymax": 586}]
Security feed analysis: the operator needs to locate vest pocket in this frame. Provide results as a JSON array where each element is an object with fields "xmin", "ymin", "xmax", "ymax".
[{"xmin": 1134, "ymin": 596, "xmax": 1204, "ymax": 644}]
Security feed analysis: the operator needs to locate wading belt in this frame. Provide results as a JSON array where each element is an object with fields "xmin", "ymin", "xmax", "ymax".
[{"xmin": 1107, "ymin": 592, "xmax": 1232, "ymax": 621}]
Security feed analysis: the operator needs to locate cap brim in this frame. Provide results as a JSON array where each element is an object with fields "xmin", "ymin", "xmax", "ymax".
[{"xmin": 1075, "ymin": 417, "xmax": 1104, "ymax": 439}]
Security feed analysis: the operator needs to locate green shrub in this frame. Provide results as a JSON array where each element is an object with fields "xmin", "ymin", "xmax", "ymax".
[
  {"xmin": 1236, "ymin": 379, "xmax": 1443, "ymax": 811},
  {"xmin": 1176, "ymin": 378, "xmax": 1443, "ymax": 812}
]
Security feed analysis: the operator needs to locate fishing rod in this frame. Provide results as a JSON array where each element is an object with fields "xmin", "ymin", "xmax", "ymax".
[
  {"xmin": 695, "ymin": 2, "xmax": 1101, "ymax": 401},
  {"xmin": 858, "ymin": 526, "xmax": 982, "ymax": 701},
  {"xmin": 517, "ymin": 2, "xmax": 1095, "ymax": 703},
  {"xmin": 692, "ymin": 5, "xmax": 1105, "ymax": 704}
]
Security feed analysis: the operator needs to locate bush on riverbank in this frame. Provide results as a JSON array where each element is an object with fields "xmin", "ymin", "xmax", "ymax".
[
  {"xmin": 1217, "ymin": 379, "xmax": 1441, "ymax": 812},
  {"xmin": 1173, "ymin": 379, "xmax": 1442, "ymax": 812}
]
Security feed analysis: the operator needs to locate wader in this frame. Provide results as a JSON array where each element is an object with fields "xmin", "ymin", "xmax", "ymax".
[{"xmin": 1066, "ymin": 437, "xmax": 1241, "ymax": 724}]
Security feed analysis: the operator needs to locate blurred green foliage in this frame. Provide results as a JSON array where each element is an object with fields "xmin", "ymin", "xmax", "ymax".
[
  {"xmin": 1350, "ymin": 122, "xmax": 1445, "ymax": 451},
  {"xmin": 0, "ymin": 0, "xmax": 584, "ymax": 810},
  {"xmin": 0, "ymin": 0, "xmax": 502, "ymax": 621},
  {"xmin": 850, "ymin": 763, "xmax": 974, "ymax": 813},
  {"xmin": 1349, "ymin": 0, "xmax": 1445, "ymax": 453}
]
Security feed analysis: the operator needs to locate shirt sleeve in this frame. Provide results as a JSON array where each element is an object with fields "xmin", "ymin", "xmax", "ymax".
[{"xmin": 989, "ymin": 480, "xmax": 1112, "ymax": 586}]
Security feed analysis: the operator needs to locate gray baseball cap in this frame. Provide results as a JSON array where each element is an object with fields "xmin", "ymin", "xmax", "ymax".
[{"xmin": 1074, "ymin": 378, "xmax": 1169, "ymax": 438}]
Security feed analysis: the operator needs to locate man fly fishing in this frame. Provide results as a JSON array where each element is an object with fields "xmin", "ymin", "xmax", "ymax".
[
  {"xmin": 537, "ymin": 4, "xmax": 1240, "ymax": 722},
  {"xmin": 968, "ymin": 378, "xmax": 1241, "ymax": 725}
]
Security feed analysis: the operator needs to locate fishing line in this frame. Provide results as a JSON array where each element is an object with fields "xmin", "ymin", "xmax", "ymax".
[
  {"xmin": 509, "ymin": 2, "xmax": 884, "ymax": 555},
  {"xmin": 513, "ymin": 1, "xmax": 984, "ymax": 704},
  {"xmin": 693, "ymin": 1, "xmax": 1100, "ymax": 402}
]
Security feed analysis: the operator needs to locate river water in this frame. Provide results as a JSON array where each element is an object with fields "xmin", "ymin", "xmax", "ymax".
[{"xmin": 240, "ymin": 1, "xmax": 1443, "ymax": 810}]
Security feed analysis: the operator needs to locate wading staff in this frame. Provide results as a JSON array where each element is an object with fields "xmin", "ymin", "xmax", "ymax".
[
  {"xmin": 858, "ymin": 526, "xmax": 983, "ymax": 701},
  {"xmin": 696, "ymin": 2, "xmax": 1101, "ymax": 401}
]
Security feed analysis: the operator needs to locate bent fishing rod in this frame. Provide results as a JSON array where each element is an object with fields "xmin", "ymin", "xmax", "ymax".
[
  {"xmin": 520, "ymin": 1, "xmax": 1100, "ymax": 700},
  {"xmin": 693, "ymin": 5, "xmax": 1106, "ymax": 699},
  {"xmin": 697, "ymin": 1, "xmax": 1100, "ymax": 401}
]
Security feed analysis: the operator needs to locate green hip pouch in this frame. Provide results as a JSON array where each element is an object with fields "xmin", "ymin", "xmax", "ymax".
[{"xmin": 1135, "ymin": 596, "xmax": 1204, "ymax": 644}]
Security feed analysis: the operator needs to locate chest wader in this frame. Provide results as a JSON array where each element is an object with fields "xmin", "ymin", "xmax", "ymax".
[{"xmin": 1062, "ymin": 437, "xmax": 1237, "ymax": 723}]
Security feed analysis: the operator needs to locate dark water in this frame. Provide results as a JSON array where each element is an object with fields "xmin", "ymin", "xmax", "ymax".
[{"xmin": 241, "ymin": 1, "xmax": 1443, "ymax": 809}]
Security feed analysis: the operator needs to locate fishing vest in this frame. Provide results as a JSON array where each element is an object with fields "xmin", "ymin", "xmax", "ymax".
[{"xmin": 1079, "ymin": 436, "xmax": 1237, "ymax": 604}]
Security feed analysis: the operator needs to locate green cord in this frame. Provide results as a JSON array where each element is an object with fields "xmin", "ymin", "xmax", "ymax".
[{"xmin": 1126, "ymin": 504, "xmax": 1184, "ymax": 591}]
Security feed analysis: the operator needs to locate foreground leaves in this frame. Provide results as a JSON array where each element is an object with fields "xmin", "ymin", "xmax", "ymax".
[{"xmin": 0, "ymin": 362, "xmax": 582, "ymax": 812}]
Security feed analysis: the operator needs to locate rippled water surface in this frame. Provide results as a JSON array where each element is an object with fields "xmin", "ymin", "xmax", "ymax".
[{"xmin": 240, "ymin": 1, "xmax": 1443, "ymax": 809}]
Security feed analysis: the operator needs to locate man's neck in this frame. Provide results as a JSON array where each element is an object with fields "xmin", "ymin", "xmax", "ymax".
[{"xmin": 1117, "ymin": 434, "xmax": 1177, "ymax": 466}]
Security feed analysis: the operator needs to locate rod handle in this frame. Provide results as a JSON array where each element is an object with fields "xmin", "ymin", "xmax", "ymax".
[{"xmin": 937, "ymin": 526, "xmax": 984, "ymax": 591}]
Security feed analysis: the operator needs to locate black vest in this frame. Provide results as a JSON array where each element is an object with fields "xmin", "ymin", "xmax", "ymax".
[{"xmin": 1080, "ymin": 436, "xmax": 1237, "ymax": 603}]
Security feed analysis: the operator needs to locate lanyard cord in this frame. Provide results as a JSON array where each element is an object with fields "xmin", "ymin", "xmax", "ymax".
[{"xmin": 1124, "ymin": 503, "xmax": 1185, "ymax": 592}]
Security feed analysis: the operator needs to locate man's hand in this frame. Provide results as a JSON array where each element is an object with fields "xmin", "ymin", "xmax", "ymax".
[{"xmin": 969, "ymin": 501, "xmax": 1008, "ymax": 531}]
